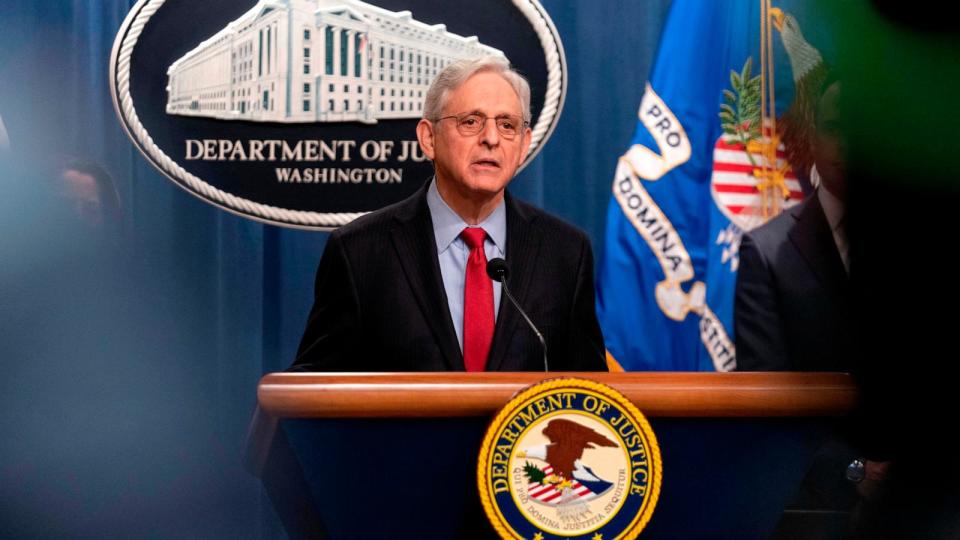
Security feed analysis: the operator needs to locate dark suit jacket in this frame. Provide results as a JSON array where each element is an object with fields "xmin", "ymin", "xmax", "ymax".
[
  {"xmin": 290, "ymin": 181, "xmax": 607, "ymax": 372},
  {"xmin": 735, "ymin": 193, "xmax": 862, "ymax": 514},
  {"xmin": 734, "ymin": 193, "xmax": 853, "ymax": 372}
]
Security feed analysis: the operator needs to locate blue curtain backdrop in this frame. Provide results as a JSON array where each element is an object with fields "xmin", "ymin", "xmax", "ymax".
[{"xmin": 0, "ymin": 1, "xmax": 669, "ymax": 537}]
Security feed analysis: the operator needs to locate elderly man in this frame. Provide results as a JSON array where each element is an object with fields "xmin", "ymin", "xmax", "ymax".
[{"xmin": 291, "ymin": 56, "xmax": 606, "ymax": 372}]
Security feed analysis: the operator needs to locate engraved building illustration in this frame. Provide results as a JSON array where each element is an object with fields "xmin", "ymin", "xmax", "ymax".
[{"xmin": 165, "ymin": 0, "xmax": 505, "ymax": 124}]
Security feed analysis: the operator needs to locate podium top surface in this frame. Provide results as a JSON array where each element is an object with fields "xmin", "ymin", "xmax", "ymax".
[{"xmin": 256, "ymin": 372, "xmax": 857, "ymax": 418}]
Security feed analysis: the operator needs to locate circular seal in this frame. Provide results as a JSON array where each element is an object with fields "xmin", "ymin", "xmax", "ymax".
[
  {"xmin": 109, "ymin": 0, "xmax": 566, "ymax": 230},
  {"xmin": 478, "ymin": 378, "xmax": 662, "ymax": 539}
]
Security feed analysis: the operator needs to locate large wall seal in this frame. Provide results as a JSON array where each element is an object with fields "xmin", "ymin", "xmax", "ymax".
[{"xmin": 110, "ymin": 0, "xmax": 566, "ymax": 229}]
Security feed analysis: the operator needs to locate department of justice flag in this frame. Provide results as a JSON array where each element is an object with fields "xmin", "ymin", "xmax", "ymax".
[{"xmin": 597, "ymin": 0, "xmax": 829, "ymax": 371}]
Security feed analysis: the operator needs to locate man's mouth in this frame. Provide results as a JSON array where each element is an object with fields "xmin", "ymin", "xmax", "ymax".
[{"xmin": 472, "ymin": 158, "xmax": 500, "ymax": 168}]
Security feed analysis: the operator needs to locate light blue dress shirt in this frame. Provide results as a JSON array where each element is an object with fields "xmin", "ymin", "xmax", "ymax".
[{"xmin": 426, "ymin": 179, "xmax": 505, "ymax": 352}]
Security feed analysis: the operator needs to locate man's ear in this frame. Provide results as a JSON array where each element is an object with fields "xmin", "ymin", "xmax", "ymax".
[
  {"xmin": 416, "ymin": 119, "xmax": 436, "ymax": 161},
  {"xmin": 518, "ymin": 126, "xmax": 532, "ymax": 164}
]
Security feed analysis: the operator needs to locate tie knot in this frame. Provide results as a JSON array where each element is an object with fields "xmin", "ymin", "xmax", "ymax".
[{"xmin": 461, "ymin": 227, "xmax": 487, "ymax": 250}]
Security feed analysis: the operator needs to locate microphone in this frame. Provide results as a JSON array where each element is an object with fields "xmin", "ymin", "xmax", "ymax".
[{"xmin": 486, "ymin": 258, "xmax": 548, "ymax": 372}]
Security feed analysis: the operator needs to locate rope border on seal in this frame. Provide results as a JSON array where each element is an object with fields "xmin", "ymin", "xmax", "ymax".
[
  {"xmin": 110, "ymin": 0, "xmax": 566, "ymax": 230},
  {"xmin": 476, "ymin": 377, "xmax": 663, "ymax": 540}
]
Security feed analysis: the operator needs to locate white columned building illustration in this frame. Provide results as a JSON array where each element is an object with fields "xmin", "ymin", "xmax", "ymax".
[{"xmin": 166, "ymin": 0, "xmax": 505, "ymax": 124}]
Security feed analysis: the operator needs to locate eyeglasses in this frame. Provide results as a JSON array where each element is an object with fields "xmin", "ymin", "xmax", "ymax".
[{"xmin": 434, "ymin": 112, "xmax": 528, "ymax": 139}]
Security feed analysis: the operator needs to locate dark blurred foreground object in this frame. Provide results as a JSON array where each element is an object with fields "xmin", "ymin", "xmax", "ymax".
[
  {"xmin": 0, "ymin": 154, "xmax": 251, "ymax": 538},
  {"xmin": 826, "ymin": 0, "xmax": 960, "ymax": 537}
]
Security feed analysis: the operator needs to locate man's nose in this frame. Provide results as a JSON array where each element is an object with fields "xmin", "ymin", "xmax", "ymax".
[{"xmin": 478, "ymin": 118, "xmax": 500, "ymax": 146}]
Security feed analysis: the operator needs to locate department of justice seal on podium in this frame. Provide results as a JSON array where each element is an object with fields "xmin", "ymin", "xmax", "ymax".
[{"xmin": 478, "ymin": 378, "xmax": 662, "ymax": 539}]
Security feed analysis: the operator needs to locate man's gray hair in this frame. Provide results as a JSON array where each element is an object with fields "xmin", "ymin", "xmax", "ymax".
[{"xmin": 422, "ymin": 55, "xmax": 531, "ymax": 123}]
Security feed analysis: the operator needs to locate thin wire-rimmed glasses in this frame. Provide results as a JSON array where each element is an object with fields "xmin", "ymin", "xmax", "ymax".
[{"xmin": 434, "ymin": 112, "xmax": 528, "ymax": 140}]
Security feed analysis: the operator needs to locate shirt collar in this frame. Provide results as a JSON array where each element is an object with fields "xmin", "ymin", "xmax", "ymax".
[
  {"xmin": 426, "ymin": 177, "xmax": 506, "ymax": 255},
  {"xmin": 817, "ymin": 184, "xmax": 845, "ymax": 233}
]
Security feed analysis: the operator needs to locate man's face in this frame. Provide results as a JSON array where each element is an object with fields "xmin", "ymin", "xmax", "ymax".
[
  {"xmin": 417, "ymin": 71, "xmax": 531, "ymax": 202},
  {"xmin": 813, "ymin": 81, "xmax": 846, "ymax": 200}
]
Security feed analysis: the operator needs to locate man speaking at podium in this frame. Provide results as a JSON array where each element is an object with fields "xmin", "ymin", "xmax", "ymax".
[{"xmin": 291, "ymin": 56, "xmax": 606, "ymax": 373}]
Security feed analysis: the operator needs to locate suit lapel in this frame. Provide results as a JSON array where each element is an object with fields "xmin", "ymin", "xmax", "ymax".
[
  {"xmin": 788, "ymin": 194, "xmax": 848, "ymax": 294},
  {"xmin": 390, "ymin": 183, "xmax": 463, "ymax": 370},
  {"xmin": 486, "ymin": 194, "xmax": 542, "ymax": 371}
]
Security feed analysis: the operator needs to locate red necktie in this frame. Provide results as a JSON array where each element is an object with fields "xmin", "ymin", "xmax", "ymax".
[{"xmin": 461, "ymin": 227, "xmax": 494, "ymax": 372}]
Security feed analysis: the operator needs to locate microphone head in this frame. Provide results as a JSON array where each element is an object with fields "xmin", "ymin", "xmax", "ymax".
[{"xmin": 486, "ymin": 258, "xmax": 509, "ymax": 282}]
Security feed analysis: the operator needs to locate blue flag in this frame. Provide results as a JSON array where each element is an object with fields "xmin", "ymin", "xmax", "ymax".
[{"xmin": 596, "ymin": 0, "xmax": 823, "ymax": 371}]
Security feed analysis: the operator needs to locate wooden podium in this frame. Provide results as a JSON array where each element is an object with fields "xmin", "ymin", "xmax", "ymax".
[{"xmin": 245, "ymin": 372, "xmax": 857, "ymax": 539}]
